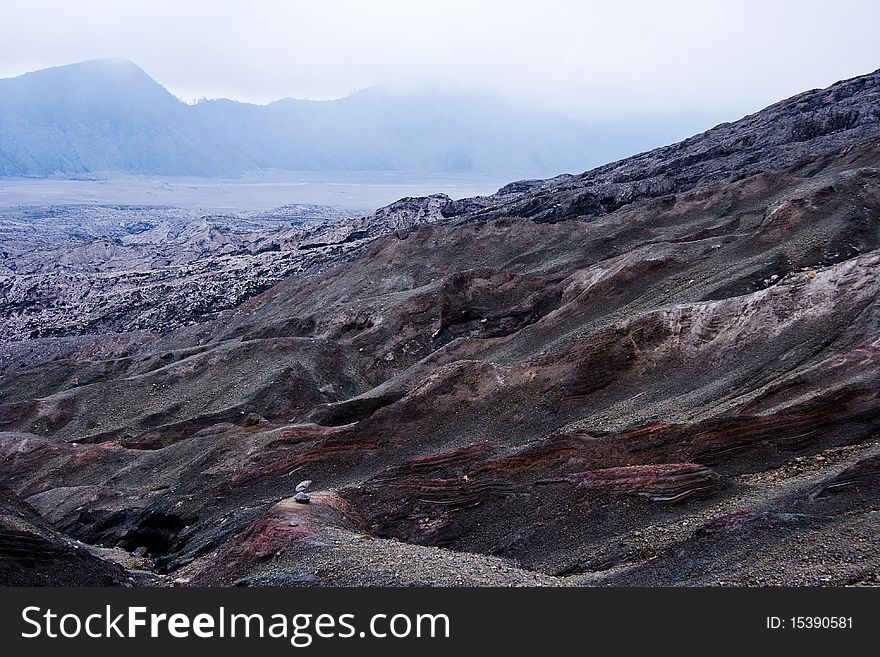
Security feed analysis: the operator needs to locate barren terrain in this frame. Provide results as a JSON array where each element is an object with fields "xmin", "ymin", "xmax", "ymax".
[{"xmin": 1, "ymin": 69, "xmax": 878, "ymax": 586}]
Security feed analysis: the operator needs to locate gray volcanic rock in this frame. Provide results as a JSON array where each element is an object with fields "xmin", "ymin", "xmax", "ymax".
[
  {"xmin": 469, "ymin": 68, "xmax": 880, "ymax": 223},
  {"xmin": 0, "ymin": 70, "xmax": 879, "ymax": 586},
  {"xmin": 0, "ymin": 201, "xmax": 449, "ymax": 340}
]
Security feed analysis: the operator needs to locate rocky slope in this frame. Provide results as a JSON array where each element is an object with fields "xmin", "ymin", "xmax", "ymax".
[{"xmin": 0, "ymin": 70, "xmax": 878, "ymax": 586}]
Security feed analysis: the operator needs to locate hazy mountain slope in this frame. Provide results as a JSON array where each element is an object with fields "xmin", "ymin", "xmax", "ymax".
[
  {"xmin": 0, "ymin": 70, "xmax": 878, "ymax": 586},
  {"xmin": 189, "ymin": 88, "xmax": 602, "ymax": 173},
  {"xmin": 455, "ymin": 67, "xmax": 880, "ymax": 223},
  {"xmin": 0, "ymin": 59, "xmax": 688, "ymax": 178},
  {"xmin": 0, "ymin": 59, "xmax": 249, "ymax": 177}
]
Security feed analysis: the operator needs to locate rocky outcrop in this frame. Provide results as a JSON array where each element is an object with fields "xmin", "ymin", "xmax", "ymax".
[{"xmin": 470, "ymin": 68, "xmax": 880, "ymax": 223}]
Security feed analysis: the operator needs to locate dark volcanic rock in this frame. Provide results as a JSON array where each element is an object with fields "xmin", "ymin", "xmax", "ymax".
[{"xmin": 0, "ymin": 71, "xmax": 879, "ymax": 586}]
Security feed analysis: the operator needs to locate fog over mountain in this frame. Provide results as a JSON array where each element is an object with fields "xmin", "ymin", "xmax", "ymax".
[{"xmin": 0, "ymin": 59, "xmax": 701, "ymax": 179}]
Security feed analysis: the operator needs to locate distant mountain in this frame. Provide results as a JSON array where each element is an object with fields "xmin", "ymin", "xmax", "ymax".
[
  {"xmin": 0, "ymin": 59, "xmax": 700, "ymax": 178},
  {"xmin": 0, "ymin": 59, "xmax": 239, "ymax": 177}
]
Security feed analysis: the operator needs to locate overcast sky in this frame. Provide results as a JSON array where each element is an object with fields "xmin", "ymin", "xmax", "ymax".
[{"xmin": 1, "ymin": 0, "xmax": 878, "ymax": 121}]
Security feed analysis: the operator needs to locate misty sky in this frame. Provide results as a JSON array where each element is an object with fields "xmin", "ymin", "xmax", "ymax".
[{"xmin": 2, "ymin": 0, "xmax": 879, "ymax": 122}]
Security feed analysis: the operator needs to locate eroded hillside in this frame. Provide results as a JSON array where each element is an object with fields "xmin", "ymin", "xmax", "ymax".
[{"xmin": 0, "ymin": 70, "xmax": 878, "ymax": 586}]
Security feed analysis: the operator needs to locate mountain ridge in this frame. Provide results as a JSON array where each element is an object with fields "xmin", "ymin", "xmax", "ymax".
[{"xmin": 0, "ymin": 58, "xmax": 700, "ymax": 178}]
